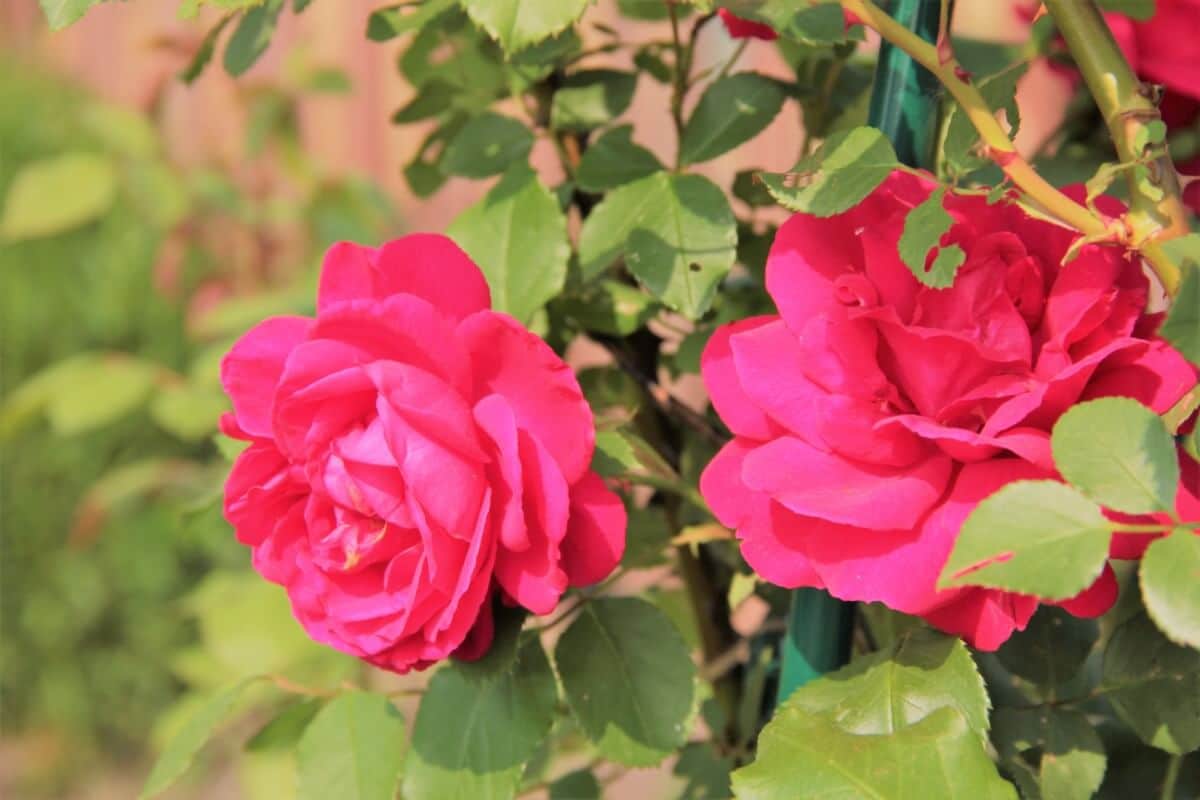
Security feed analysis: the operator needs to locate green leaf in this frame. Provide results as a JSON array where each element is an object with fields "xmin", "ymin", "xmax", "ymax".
[
  {"xmin": 1096, "ymin": 0, "xmax": 1156, "ymax": 20},
  {"xmin": 141, "ymin": 678, "xmax": 261, "ymax": 798},
  {"xmin": 784, "ymin": 629, "xmax": 991, "ymax": 739},
  {"xmin": 46, "ymin": 355, "xmax": 159, "ymax": 436},
  {"xmin": 591, "ymin": 428, "xmax": 677, "ymax": 483},
  {"xmin": 296, "ymin": 692, "xmax": 406, "ymax": 800},
  {"xmin": 1160, "ymin": 259, "xmax": 1200, "ymax": 367},
  {"xmin": 1141, "ymin": 529, "xmax": 1200, "ymax": 649},
  {"xmin": 1052, "ymin": 397, "xmax": 1179, "ymax": 514},
  {"xmin": 575, "ymin": 125, "xmax": 662, "ymax": 193},
  {"xmin": 182, "ymin": 16, "xmax": 233, "ymax": 83},
  {"xmin": 578, "ymin": 171, "xmax": 736, "ymax": 317},
  {"xmin": 404, "ymin": 638, "xmax": 557, "ymax": 799},
  {"xmin": 453, "ymin": 601, "xmax": 527, "ymax": 683},
  {"xmin": 548, "ymin": 769, "xmax": 601, "ymax": 800},
  {"xmin": 674, "ymin": 742, "xmax": 733, "ymax": 799},
  {"xmin": 391, "ymin": 78, "xmax": 456, "ymax": 124},
  {"xmin": 150, "ymin": 383, "xmax": 229, "ymax": 441},
  {"xmin": 992, "ymin": 708, "xmax": 1107, "ymax": 800},
  {"xmin": 0, "ymin": 152, "xmax": 117, "ymax": 241},
  {"xmin": 441, "ymin": 112, "xmax": 534, "ymax": 178},
  {"xmin": 460, "ymin": 0, "xmax": 588, "ymax": 53},
  {"xmin": 1103, "ymin": 612, "xmax": 1200, "ymax": 754},
  {"xmin": 245, "ymin": 698, "xmax": 323, "ymax": 752},
  {"xmin": 555, "ymin": 596, "xmax": 696, "ymax": 766},
  {"xmin": 732, "ymin": 170, "xmax": 775, "ymax": 208},
  {"xmin": 447, "ymin": 164, "xmax": 569, "ymax": 323},
  {"xmin": 939, "ymin": 480, "xmax": 1112, "ymax": 599},
  {"xmin": 758, "ymin": 126, "xmax": 899, "ymax": 217},
  {"xmin": 898, "ymin": 187, "xmax": 966, "ymax": 288},
  {"xmin": 751, "ymin": 1, "xmax": 855, "ymax": 43},
  {"xmin": 560, "ymin": 280, "xmax": 657, "ymax": 336},
  {"xmin": 734, "ymin": 706, "xmax": 1017, "ymax": 800},
  {"xmin": 996, "ymin": 606, "xmax": 1098, "ymax": 687},
  {"xmin": 942, "ymin": 63, "xmax": 1027, "ymax": 175},
  {"xmin": 223, "ymin": 0, "xmax": 284, "ymax": 77},
  {"xmin": 367, "ymin": 0, "xmax": 455, "ymax": 41},
  {"xmin": 621, "ymin": 505, "xmax": 673, "ymax": 569},
  {"xmin": 550, "ymin": 69, "xmax": 637, "ymax": 131},
  {"xmin": 679, "ymin": 72, "xmax": 786, "ymax": 165},
  {"xmin": 38, "ymin": 0, "xmax": 105, "ymax": 29}
]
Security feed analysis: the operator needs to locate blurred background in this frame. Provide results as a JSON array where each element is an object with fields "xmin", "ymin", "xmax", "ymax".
[{"xmin": 0, "ymin": 2, "xmax": 1032, "ymax": 798}]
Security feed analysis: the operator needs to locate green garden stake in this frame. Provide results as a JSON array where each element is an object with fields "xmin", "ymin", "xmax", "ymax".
[{"xmin": 775, "ymin": 0, "xmax": 944, "ymax": 705}]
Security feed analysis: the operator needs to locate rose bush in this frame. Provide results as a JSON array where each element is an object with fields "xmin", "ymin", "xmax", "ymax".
[
  {"xmin": 220, "ymin": 234, "xmax": 626, "ymax": 673},
  {"xmin": 701, "ymin": 170, "xmax": 1196, "ymax": 649}
]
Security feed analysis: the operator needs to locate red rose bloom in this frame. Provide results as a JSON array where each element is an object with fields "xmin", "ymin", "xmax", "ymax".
[
  {"xmin": 221, "ymin": 234, "xmax": 626, "ymax": 673},
  {"xmin": 718, "ymin": 8, "xmax": 778, "ymax": 40},
  {"xmin": 700, "ymin": 171, "xmax": 1196, "ymax": 650}
]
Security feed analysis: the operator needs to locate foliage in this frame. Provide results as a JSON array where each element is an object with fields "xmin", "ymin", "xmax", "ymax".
[{"xmin": 20, "ymin": 1, "xmax": 1200, "ymax": 799}]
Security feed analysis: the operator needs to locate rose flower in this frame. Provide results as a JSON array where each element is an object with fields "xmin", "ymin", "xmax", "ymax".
[
  {"xmin": 220, "ymin": 234, "xmax": 625, "ymax": 673},
  {"xmin": 701, "ymin": 171, "xmax": 1195, "ymax": 649}
]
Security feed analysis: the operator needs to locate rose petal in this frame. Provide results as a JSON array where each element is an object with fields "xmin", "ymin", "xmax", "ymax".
[
  {"xmin": 561, "ymin": 471, "xmax": 626, "ymax": 587},
  {"xmin": 221, "ymin": 315, "xmax": 311, "ymax": 438}
]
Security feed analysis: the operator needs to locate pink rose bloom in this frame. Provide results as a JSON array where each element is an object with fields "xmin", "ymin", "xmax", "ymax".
[
  {"xmin": 700, "ymin": 171, "xmax": 1196, "ymax": 650},
  {"xmin": 718, "ymin": 8, "xmax": 778, "ymax": 40},
  {"xmin": 220, "ymin": 234, "xmax": 625, "ymax": 673}
]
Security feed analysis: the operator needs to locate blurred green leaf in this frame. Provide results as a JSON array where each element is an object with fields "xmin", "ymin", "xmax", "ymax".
[
  {"xmin": 1160, "ymin": 254, "xmax": 1200, "ymax": 367},
  {"xmin": 296, "ymin": 692, "xmax": 406, "ymax": 800},
  {"xmin": 1096, "ymin": 0, "xmax": 1155, "ymax": 19},
  {"xmin": 759, "ymin": 126, "xmax": 898, "ymax": 217},
  {"xmin": 575, "ymin": 125, "xmax": 662, "ymax": 193},
  {"xmin": 150, "ymin": 383, "xmax": 229, "ymax": 441},
  {"xmin": 1103, "ymin": 613, "xmax": 1200, "ymax": 754},
  {"xmin": 367, "ymin": 0, "xmax": 455, "ymax": 40},
  {"xmin": 182, "ymin": 15, "xmax": 234, "ymax": 83},
  {"xmin": 680, "ymin": 73, "xmax": 786, "ymax": 165},
  {"xmin": 441, "ymin": 112, "xmax": 534, "ymax": 178},
  {"xmin": 674, "ymin": 741, "xmax": 733, "ymax": 799},
  {"xmin": 404, "ymin": 638, "xmax": 557, "ymax": 799},
  {"xmin": 447, "ymin": 164, "xmax": 569, "ymax": 323},
  {"xmin": 459, "ymin": 0, "xmax": 589, "ymax": 53},
  {"xmin": 621, "ymin": 504, "xmax": 672, "ymax": 568},
  {"xmin": 1052, "ymin": 397, "xmax": 1178, "ymax": 514},
  {"xmin": 141, "ymin": 677, "xmax": 262, "ymax": 798},
  {"xmin": 1141, "ymin": 529, "xmax": 1200, "ymax": 649},
  {"xmin": 939, "ymin": 481, "xmax": 1111, "ymax": 600},
  {"xmin": 899, "ymin": 187, "xmax": 965, "ymax": 288},
  {"xmin": 560, "ymin": 279, "xmax": 657, "ymax": 336},
  {"xmin": 555, "ymin": 596, "xmax": 696, "ymax": 766},
  {"xmin": 245, "ymin": 698, "xmax": 323, "ymax": 752},
  {"xmin": 38, "ymin": 0, "xmax": 107, "ymax": 29},
  {"xmin": 1, "ymin": 152, "xmax": 117, "ymax": 240},
  {"xmin": 550, "ymin": 70, "xmax": 637, "ymax": 131},
  {"xmin": 223, "ymin": 0, "xmax": 284, "ymax": 76},
  {"xmin": 548, "ymin": 769, "xmax": 601, "ymax": 800}
]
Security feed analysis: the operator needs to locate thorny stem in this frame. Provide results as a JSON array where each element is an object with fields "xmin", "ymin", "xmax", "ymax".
[
  {"xmin": 837, "ymin": 0, "xmax": 1112, "ymax": 240},
  {"xmin": 1044, "ymin": 0, "xmax": 1189, "ymax": 295}
]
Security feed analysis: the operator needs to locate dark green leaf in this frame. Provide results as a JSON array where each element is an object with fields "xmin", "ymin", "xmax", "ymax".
[
  {"xmin": 296, "ymin": 692, "xmax": 406, "ymax": 800},
  {"xmin": 621, "ymin": 504, "xmax": 673, "ymax": 569},
  {"xmin": 575, "ymin": 125, "xmax": 662, "ymax": 193},
  {"xmin": 245, "ymin": 698, "xmax": 323, "ymax": 752},
  {"xmin": 992, "ymin": 708, "xmax": 1107, "ymax": 800},
  {"xmin": 942, "ymin": 63, "xmax": 1027, "ymax": 175},
  {"xmin": 550, "ymin": 70, "xmax": 637, "ymax": 131},
  {"xmin": 404, "ymin": 638, "xmax": 557, "ymax": 799},
  {"xmin": 223, "ymin": 0, "xmax": 284, "ymax": 77},
  {"xmin": 996, "ymin": 606, "xmax": 1098, "ymax": 687},
  {"xmin": 141, "ymin": 678, "xmax": 261, "ymax": 798},
  {"xmin": 674, "ymin": 742, "xmax": 733, "ymax": 799},
  {"xmin": 367, "ymin": 0, "xmax": 455, "ymax": 41},
  {"xmin": 679, "ymin": 73, "xmax": 786, "ymax": 165},
  {"xmin": 1052, "ymin": 397, "xmax": 1179, "ymax": 514},
  {"xmin": 447, "ymin": 164, "xmax": 569, "ymax": 323},
  {"xmin": 759, "ymin": 126, "xmax": 898, "ymax": 217},
  {"xmin": 898, "ymin": 187, "xmax": 965, "ymax": 288},
  {"xmin": 555, "ymin": 596, "xmax": 696, "ymax": 766},
  {"xmin": 732, "ymin": 170, "xmax": 775, "ymax": 208},
  {"xmin": 1141, "ymin": 529, "xmax": 1200, "ymax": 649},
  {"xmin": 181, "ymin": 16, "xmax": 234, "ymax": 84},
  {"xmin": 441, "ymin": 112, "xmax": 534, "ymax": 178},
  {"xmin": 633, "ymin": 46, "xmax": 671, "ymax": 82},
  {"xmin": 391, "ymin": 79, "xmax": 456, "ymax": 123},
  {"xmin": 0, "ymin": 152, "xmax": 117, "ymax": 241},
  {"xmin": 460, "ymin": 0, "xmax": 589, "ymax": 53},
  {"xmin": 939, "ymin": 481, "xmax": 1111, "ymax": 599},
  {"xmin": 1096, "ymin": 0, "xmax": 1156, "ymax": 20},
  {"xmin": 1103, "ymin": 613, "xmax": 1200, "ymax": 754},
  {"xmin": 560, "ymin": 280, "xmax": 657, "ymax": 336},
  {"xmin": 548, "ymin": 769, "xmax": 601, "ymax": 800},
  {"xmin": 454, "ymin": 601, "xmax": 527, "ymax": 683}
]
